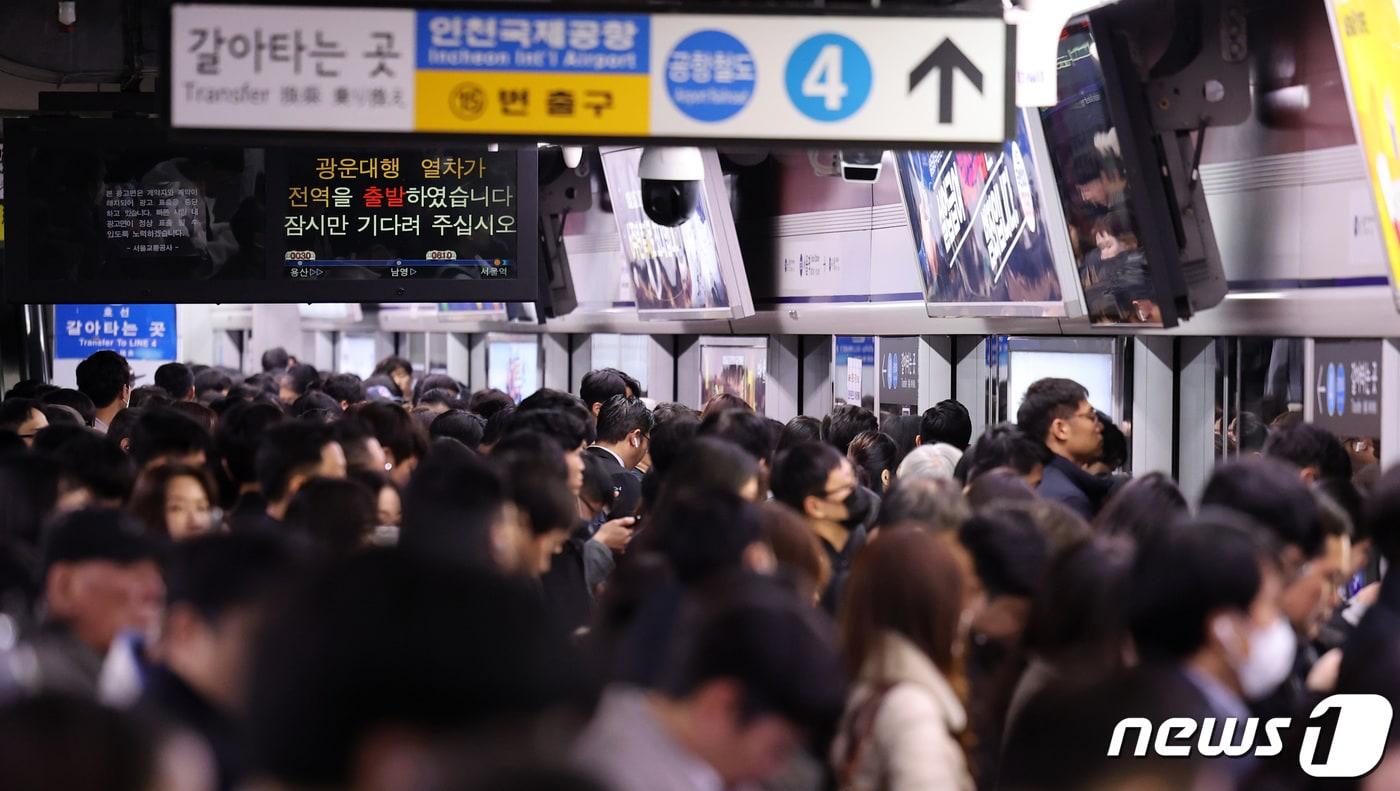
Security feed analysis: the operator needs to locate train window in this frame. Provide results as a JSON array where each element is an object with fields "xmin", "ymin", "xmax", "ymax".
[{"xmin": 1214, "ymin": 338, "xmax": 1302, "ymax": 458}]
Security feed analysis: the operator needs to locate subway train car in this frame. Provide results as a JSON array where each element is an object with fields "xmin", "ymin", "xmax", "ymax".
[{"xmin": 0, "ymin": 0, "xmax": 1397, "ymax": 790}]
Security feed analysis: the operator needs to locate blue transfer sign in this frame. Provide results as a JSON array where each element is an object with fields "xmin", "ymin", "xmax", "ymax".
[
  {"xmin": 416, "ymin": 11, "xmax": 650, "ymax": 73},
  {"xmin": 665, "ymin": 30, "xmax": 756, "ymax": 122},
  {"xmin": 55, "ymin": 305, "xmax": 178, "ymax": 361},
  {"xmin": 835, "ymin": 336, "xmax": 876, "ymax": 367}
]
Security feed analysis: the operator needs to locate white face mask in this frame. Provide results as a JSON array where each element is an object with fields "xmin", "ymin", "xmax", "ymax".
[{"xmin": 1215, "ymin": 615, "xmax": 1297, "ymax": 700}]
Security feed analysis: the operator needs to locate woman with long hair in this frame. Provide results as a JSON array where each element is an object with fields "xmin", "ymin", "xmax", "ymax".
[
  {"xmin": 833, "ymin": 527, "xmax": 973, "ymax": 791},
  {"xmin": 128, "ymin": 464, "xmax": 216, "ymax": 541}
]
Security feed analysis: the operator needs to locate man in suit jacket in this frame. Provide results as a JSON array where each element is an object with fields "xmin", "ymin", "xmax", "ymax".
[{"xmin": 585, "ymin": 395, "xmax": 654, "ymax": 513}]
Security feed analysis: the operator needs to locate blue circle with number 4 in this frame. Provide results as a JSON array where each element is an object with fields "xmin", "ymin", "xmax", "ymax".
[
  {"xmin": 785, "ymin": 33, "xmax": 872, "ymax": 122},
  {"xmin": 666, "ymin": 30, "xmax": 757, "ymax": 123}
]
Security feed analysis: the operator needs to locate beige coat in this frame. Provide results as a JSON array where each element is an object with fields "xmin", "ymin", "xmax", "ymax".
[{"xmin": 830, "ymin": 632, "xmax": 974, "ymax": 791}]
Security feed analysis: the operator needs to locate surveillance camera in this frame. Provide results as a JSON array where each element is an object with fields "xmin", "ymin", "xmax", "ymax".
[
  {"xmin": 839, "ymin": 150, "xmax": 885, "ymax": 183},
  {"xmin": 638, "ymin": 147, "xmax": 704, "ymax": 227}
]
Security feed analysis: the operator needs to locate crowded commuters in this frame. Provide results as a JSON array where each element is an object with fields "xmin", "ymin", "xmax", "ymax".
[{"xmin": 0, "ymin": 350, "xmax": 1395, "ymax": 791}]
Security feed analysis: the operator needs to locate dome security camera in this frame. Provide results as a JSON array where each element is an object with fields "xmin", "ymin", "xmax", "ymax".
[{"xmin": 638, "ymin": 147, "xmax": 705, "ymax": 227}]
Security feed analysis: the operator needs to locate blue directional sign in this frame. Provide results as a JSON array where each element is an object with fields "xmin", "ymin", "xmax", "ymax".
[
  {"xmin": 665, "ymin": 29, "xmax": 757, "ymax": 122},
  {"xmin": 785, "ymin": 33, "xmax": 873, "ymax": 122},
  {"xmin": 55, "ymin": 304, "xmax": 178, "ymax": 361}
]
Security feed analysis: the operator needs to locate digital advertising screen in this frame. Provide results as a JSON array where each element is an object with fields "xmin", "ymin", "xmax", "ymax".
[
  {"xmin": 1326, "ymin": 0, "xmax": 1400, "ymax": 311},
  {"xmin": 271, "ymin": 150, "xmax": 521, "ymax": 282},
  {"xmin": 599, "ymin": 146, "xmax": 753, "ymax": 319},
  {"xmin": 4, "ymin": 121, "xmax": 265, "ymax": 286},
  {"xmin": 895, "ymin": 110, "xmax": 1074, "ymax": 317},
  {"xmin": 1039, "ymin": 22, "xmax": 1167, "ymax": 327},
  {"xmin": 487, "ymin": 337, "xmax": 541, "ymax": 404},
  {"xmin": 2, "ymin": 117, "xmax": 539, "ymax": 303},
  {"xmin": 699, "ymin": 339, "xmax": 767, "ymax": 415}
]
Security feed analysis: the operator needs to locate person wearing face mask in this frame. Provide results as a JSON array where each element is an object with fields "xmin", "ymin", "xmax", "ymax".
[
  {"xmin": 1127, "ymin": 511, "xmax": 1292, "ymax": 783},
  {"xmin": 772, "ymin": 441, "xmax": 880, "ymax": 616}
]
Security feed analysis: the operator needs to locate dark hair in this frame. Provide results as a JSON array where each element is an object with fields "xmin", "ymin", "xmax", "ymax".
[
  {"xmin": 1364, "ymin": 465, "xmax": 1400, "ymax": 565},
  {"xmin": 1263, "ymin": 422, "xmax": 1352, "ymax": 482},
  {"xmin": 127, "ymin": 463, "xmax": 217, "ymax": 540},
  {"xmin": 154, "ymin": 363, "xmax": 194, "ymax": 401},
  {"xmin": 412, "ymin": 374, "xmax": 463, "ymax": 405},
  {"xmin": 965, "ymin": 468, "xmax": 1037, "ymax": 510},
  {"xmin": 580, "ymin": 452, "xmax": 618, "ymax": 513},
  {"xmin": 291, "ymin": 391, "xmax": 343, "ymax": 422},
  {"xmin": 658, "ymin": 574, "xmax": 846, "ymax": 727},
  {"xmin": 651, "ymin": 402, "xmax": 698, "ymax": 426},
  {"xmin": 1093, "ymin": 472, "xmax": 1188, "ymax": 544},
  {"xmin": 770, "ymin": 441, "xmax": 847, "ymax": 512},
  {"xmin": 596, "ymin": 395, "xmax": 654, "ymax": 444},
  {"xmin": 1235, "ymin": 411, "xmax": 1269, "ymax": 452},
  {"xmin": 0, "ymin": 398, "xmax": 42, "ymax": 434},
  {"xmin": 823, "ymin": 405, "xmax": 878, "ymax": 455},
  {"xmin": 492, "ymin": 432, "xmax": 578, "ymax": 537},
  {"xmin": 504, "ymin": 408, "xmax": 590, "ymax": 451},
  {"xmin": 481, "ymin": 405, "xmax": 516, "ymax": 447},
  {"xmin": 193, "ymin": 368, "xmax": 235, "ymax": 402},
  {"xmin": 216, "ymin": 401, "xmax": 287, "ymax": 486},
  {"xmin": 246, "ymin": 551, "xmax": 585, "ymax": 786},
  {"xmin": 255, "ymin": 421, "xmax": 336, "ymax": 503},
  {"xmin": 43, "ymin": 404, "xmax": 83, "ymax": 427},
  {"xmin": 1016, "ymin": 378, "xmax": 1089, "ymax": 446},
  {"xmin": 372, "ymin": 356, "xmax": 414, "ymax": 390},
  {"xmin": 1128, "ymin": 511, "xmax": 1275, "ymax": 662},
  {"xmin": 959, "ymin": 505, "xmax": 1051, "ymax": 598},
  {"xmin": 964, "ymin": 424, "xmax": 1047, "ymax": 483},
  {"xmin": 777, "ymin": 416, "xmax": 823, "ymax": 454},
  {"xmin": 846, "ymin": 430, "xmax": 899, "ymax": 491},
  {"xmin": 417, "ymin": 389, "xmax": 466, "ymax": 413},
  {"xmin": 75, "ymin": 350, "xmax": 131, "ymax": 409},
  {"xmin": 647, "ymin": 411, "xmax": 701, "ymax": 478},
  {"xmin": 40, "ymin": 389, "xmax": 97, "ymax": 427},
  {"xmin": 44, "ymin": 430, "xmax": 136, "ymax": 503},
  {"xmin": 128, "ymin": 408, "xmax": 211, "ymax": 469},
  {"xmin": 281, "ymin": 364, "xmax": 321, "ymax": 400},
  {"xmin": 1022, "ymin": 536, "xmax": 1135, "ymax": 670},
  {"xmin": 875, "ymin": 475, "xmax": 970, "ymax": 534},
  {"xmin": 170, "ymin": 401, "xmax": 217, "ymax": 434},
  {"xmin": 758, "ymin": 501, "xmax": 829, "ymax": 602},
  {"xmin": 129, "ymin": 386, "xmax": 172, "ymax": 410},
  {"xmin": 322, "ymin": 374, "xmax": 366, "ymax": 407},
  {"xmin": 261, "ymin": 347, "xmax": 290, "ymax": 373},
  {"xmin": 656, "ymin": 437, "xmax": 760, "ymax": 506},
  {"xmin": 919, "ymin": 399, "xmax": 973, "ymax": 451},
  {"xmin": 0, "ymin": 694, "xmax": 156, "ymax": 791},
  {"xmin": 646, "ymin": 488, "xmax": 761, "ymax": 586},
  {"xmin": 840, "ymin": 527, "xmax": 965, "ymax": 679},
  {"xmin": 106, "ymin": 408, "xmax": 144, "ymax": 452},
  {"xmin": 468, "ymin": 389, "xmax": 516, "ymax": 420},
  {"xmin": 1095, "ymin": 411, "xmax": 1127, "ymax": 471},
  {"xmin": 285, "ymin": 477, "xmax": 377, "ymax": 554},
  {"xmin": 399, "ymin": 442, "xmax": 507, "ymax": 568},
  {"xmin": 580, "ymin": 368, "xmax": 641, "ymax": 409},
  {"xmin": 164, "ymin": 531, "xmax": 294, "ymax": 621},
  {"xmin": 352, "ymin": 402, "xmax": 429, "ymax": 466},
  {"xmin": 881, "ymin": 413, "xmax": 922, "ymax": 468},
  {"xmin": 518, "ymin": 389, "xmax": 595, "ymax": 441},
  {"xmin": 697, "ymin": 407, "xmax": 774, "ymax": 466},
  {"xmin": 430, "ymin": 410, "xmax": 486, "ymax": 449},
  {"xmin": 1200, "ymin": 458, "xmax": 1323, "ymax": 558}
]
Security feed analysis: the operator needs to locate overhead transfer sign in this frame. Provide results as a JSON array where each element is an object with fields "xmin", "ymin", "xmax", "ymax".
[{"xmin": 168, "ymin": 3, "xmax": 1013, "ymax": 148}]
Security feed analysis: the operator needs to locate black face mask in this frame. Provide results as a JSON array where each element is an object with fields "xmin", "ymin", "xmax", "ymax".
[{"xmin": 839, "ymin": 485, "xmax": 874, "ymax": 532}]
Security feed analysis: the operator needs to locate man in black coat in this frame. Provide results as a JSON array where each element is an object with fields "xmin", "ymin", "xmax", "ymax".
[{"xmin": 1016, "ymin": 377, "xmax": 1111, "ymax": 520}]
